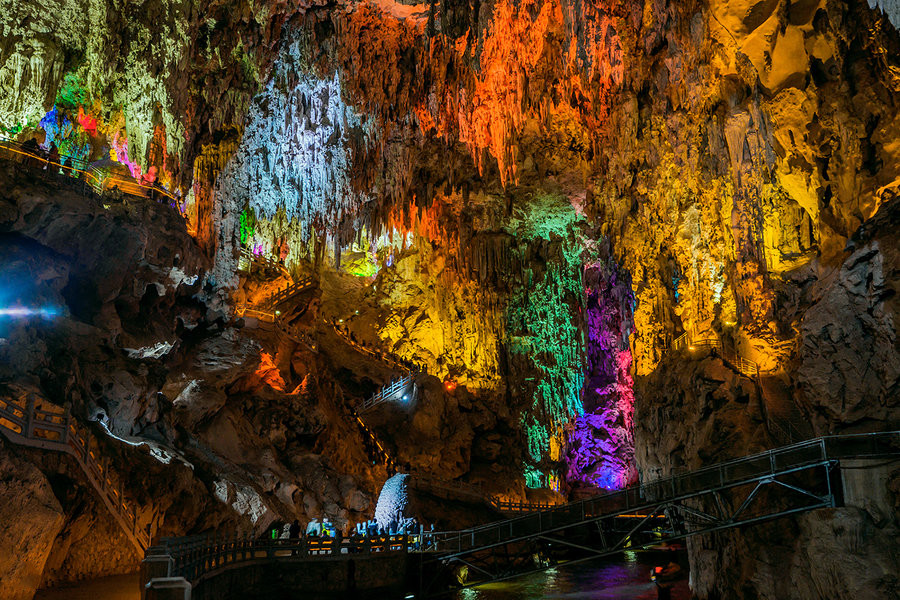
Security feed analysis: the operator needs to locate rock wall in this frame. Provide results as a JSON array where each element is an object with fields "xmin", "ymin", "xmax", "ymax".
[{"xmin": 0, "ymin": 443, "xmax": 64, "ymax": 600}]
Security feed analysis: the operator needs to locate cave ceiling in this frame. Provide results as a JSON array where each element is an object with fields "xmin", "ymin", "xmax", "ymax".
[{"xmin": 1, "ymin": 0, "xmax": 899, "ymax": 488}]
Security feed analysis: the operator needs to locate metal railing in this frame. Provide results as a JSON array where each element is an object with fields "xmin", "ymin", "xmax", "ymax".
[
  {"xmin": 156, "ymin": 532, "xmax": 412, "ymax": 584},
  {"xmin": 0, "ymin": 139, "xmax": 178, "ymax": 203},
  {"xmin": 234, "ymin": 276, "xmax": 318, "ymax": 350},
  {"xmin": 419, "ymin": 432, "xmax": 899, "ymax": 556},
  {"xmin": 235, "ymin": 277, "xmax": 316, "ymax": 320},
  {"xmin": 491, "ymin": 499, "xmax": 562, "ymax": 513},
  {"xmin": 681, "ymin": 337, "xmax": 760, "ymax": 379},
  {"xmin": 0, "ymin": 395, "xmax": 150, "ymax": 552},
  {"xmin": 275, "ymin": 319, "xmax": 318, "ymax": 351},
  {"xmin": 358, "ymin": 373, "xmax": 417, "ymax": 412},
  {"xmin": 238, "ymin": 247, "xmax": 290, "ymax": 277},
  {"xmin": 354, "ymin": 415, "xmax": 396, "ymax": 471},
  {"xmin": 328, "ymin": 318, "xmax": 426, "ymax": 373}
]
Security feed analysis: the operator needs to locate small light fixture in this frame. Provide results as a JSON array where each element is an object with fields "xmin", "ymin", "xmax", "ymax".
[{"xmin": 688, "ymin": 346, "xmax": 695, "ymax": 351}]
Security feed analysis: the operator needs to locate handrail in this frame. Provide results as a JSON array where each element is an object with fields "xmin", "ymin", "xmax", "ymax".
[
  {"xmin": 358, "ymin": 373, "xmax": 416, "ymax": 412},
  {"xmin": 275, "ymin": 318, "xmax": 318, "ymax": 351},
  {"xmin": 0, "ymin": 139, "xmax": 178, "ymax": 203},
  {"xmin": 234, "ymin": 277, "xmax": 315, "ymax": 321},
  {"xmin": 669, "ymin": 333, "xmax": 760, "ymax": 379},
  {"xmin": 354, "ymin": 415, "xmax": 396, "ymax": 471},
  {"xmin": 0, "ymin": 395, "xmax": 149, "ymax": 553},
  {"xmin": 491, "ymin": 499, "xmax": 562, "ymax": 513},
  {"xmin": 155, "ymin": 532, "xmax": 413, "ymax": 584},
  {"xmin": 421, "ymin": 432, "xmax": 899, "ymax": 552},
  {"xmin": 233, "ymin": 277, "xmax": 318, "ymax": 351},
  {"xmin": 328, "ymin": 318, "xmax": 426, "ymax": 373},
  {"xmin": 238, "ymin": 247, "xmax": 290, "ymax": 278}
]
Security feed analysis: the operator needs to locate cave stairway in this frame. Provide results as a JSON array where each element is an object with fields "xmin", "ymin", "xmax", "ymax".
[
  {"xmin": 414, "ymin": 431, "xmax": 900, "ymax": 595},
  {"xmin": 669, "ymin": 336, "xmax": 812, "ymax": 446},
  {"xmin": 328, "ymin": 319, "xmax": 425, "ymax": 373},
  {"xmin": 237, "ymin": 275, "xmax": 317, "ymax": 320},
  {"xmin": 758, "ymin": 375, "xmax": 813, "ymax": 446},
  {"xmin": 358, "ymin": 372, "xmax": 418, "ymax": 413},
  {"xmin": 351, "ymin": 413, "xmax": 396, "ymax": 472},
  {"xmin": 237, "ymin": 247, "xmax": 290, "ymax": 278},
  {"xmin": 0, "ymin": 394, "xmax": 150, "ymax": 554},
  {"xmin": 236, "ymin": 275, "xmax": 319, "ymax": 350}
]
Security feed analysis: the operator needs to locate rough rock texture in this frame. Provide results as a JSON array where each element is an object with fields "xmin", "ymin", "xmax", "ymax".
[
  {"xmin": 0, "ymin": 443, "xmax": 65, "ymax": 600},
  {"xmin": 796, "ymin": 199, "xmax": 900, "ymax": 432},
  {"xmin": 637, "ymin": 200, "xmax": 900, "ymax": 599},
  {"xmin": 2, "ymin": 0, "xmax": 900, "ymax": 597},
  {"xmin": 0, "ymin": 165, "xmax": 381, "ymax": 595}
]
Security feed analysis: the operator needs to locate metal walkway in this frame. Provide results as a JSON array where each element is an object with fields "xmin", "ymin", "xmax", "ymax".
[
  {"xmin": 237, "ymin": 247, "xmax": 290, "ymax": 278},
  {"xmin": 136, "ymin": 433, "xmax": 898, "ymax": 596},
  {"xmin": 417, "ymin": 432, "xmax": 899, "ymax": 592},
  {"xmin": 358, "ymin": 373, "xmax": 418, "ymax": 412},
  {"xmin": 0, "ymin": 139, "xmax": 178, "ymax": 203},
  {"xmin": 0, "ymin": 394, "xmax": 150, "ymax": 553}
]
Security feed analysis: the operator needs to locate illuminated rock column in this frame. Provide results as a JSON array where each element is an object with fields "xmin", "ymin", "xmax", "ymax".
[{"xmin": 565, "ymin": 260, "xmax": 637, "ymax": 490}]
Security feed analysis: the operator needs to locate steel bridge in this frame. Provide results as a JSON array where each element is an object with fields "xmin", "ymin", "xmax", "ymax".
[
  {"xmin": 138, "ymin": 433, "xmax": 898, "ymax": 597},
  {"xmin": 416, "ymin": 431, "xmax": 899, "ymax": 594}
]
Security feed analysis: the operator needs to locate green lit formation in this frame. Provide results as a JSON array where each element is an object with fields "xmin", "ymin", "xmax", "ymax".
[
  {"xmin": 239, "ymin": 207, "xmax": 257, "ymax": 246},
  {"xmin": 503, "ymin": 192, "xmax": 587, "ymax": 472}
]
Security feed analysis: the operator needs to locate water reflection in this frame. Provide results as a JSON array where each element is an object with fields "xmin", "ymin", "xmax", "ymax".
[
  {"xmin": 30, "ymin": 556, "xmax": 689, "ymax": 600},
  {"xmin": 456, "ymin": 556, "xmax": 690, "ymax": 600},
  {"xmin": 34, "ymin": 573, "xmax": 139, "ymax": 600}
]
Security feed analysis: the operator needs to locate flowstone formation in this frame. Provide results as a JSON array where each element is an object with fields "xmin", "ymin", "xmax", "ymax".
[{"xmin": 1, "ymin": 0, "xmax": 899, "ymax": 598}]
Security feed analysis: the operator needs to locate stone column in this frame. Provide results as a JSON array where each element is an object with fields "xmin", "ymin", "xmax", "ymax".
[
  {"xmin": 145, "ymin": 577, "xmax": 191, "ymax": 600},
  {"xmin": 140, "ymin": 548, "xmax": 174, "ymax": 600}
]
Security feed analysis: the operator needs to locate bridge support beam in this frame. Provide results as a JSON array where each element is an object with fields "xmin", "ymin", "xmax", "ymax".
[{"xmin": 145, "ymin": 577, "xmax": 191, "ymax": 600}]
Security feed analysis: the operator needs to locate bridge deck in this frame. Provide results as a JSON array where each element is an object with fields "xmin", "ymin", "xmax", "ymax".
[
  {"xmin": 413, "ymin": 431, "xmax": 897, "ymax": 592},
  {"xmin": 145, "ymin": 432, "xmax": 898, "ymax": 596}
]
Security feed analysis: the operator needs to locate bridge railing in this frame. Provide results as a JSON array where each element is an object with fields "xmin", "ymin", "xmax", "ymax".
[
  {"xmin": 0, "ymin": 395, "xmax": 150, "ymax": 552},
  {"xmin": 491, "ymin": 499, "xmax": 562, "ymax": 513},
  {"xmin": 666, "ymin": 331, "xmax": 760, "ymax": 380},
  {"xmin": 234, "ymin": 277, "xmax": 315, "ymax": 320},
  {"xmin": 359, "ymin": 373, "xmax": 417, "ymax": 412},
  {"xmin": 238, "ymin": 247, "xmax": 290, "ymax": 277},
  {"xmin": 157, "ymin": 533, "xmax": 411, "ymax": 583},
  {"xmin": 275, "ymin": 318, "xmax": 318, "ymax": 351},
  {"xmin": 265, "ymin": 276, "xmax": 315, "ymax": 308},
  {"xmin": 421, "ymin": 432, "xmax": 899, "ymax": 554},
  {"xmin": 0, "ymin": 139, "xmax": 178, "ymax": 203}
]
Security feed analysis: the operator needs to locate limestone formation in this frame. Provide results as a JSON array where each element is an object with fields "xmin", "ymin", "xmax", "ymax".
[{"xmin": 0, "ymin": 0, "xmax": 898, "ymax": 598}]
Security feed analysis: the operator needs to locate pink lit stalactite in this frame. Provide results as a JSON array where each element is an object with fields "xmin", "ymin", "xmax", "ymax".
[{"xmin": 111, "ymin": 132, "xmax": 142, "ymax": 179}]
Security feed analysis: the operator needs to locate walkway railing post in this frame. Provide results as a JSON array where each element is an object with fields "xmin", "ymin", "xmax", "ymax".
[
  {"xmin": 61, "ymin": 409, "xmax": 70, "ymax": 444},
  {"xmin": 24, "ymin": 394, "xmax": 35, "ymax": 438}
]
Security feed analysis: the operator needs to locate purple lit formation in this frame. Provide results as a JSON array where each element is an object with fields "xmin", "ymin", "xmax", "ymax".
[{"xmin": 565, "ymin": 261, "xmax": 638, "ymax": 491}]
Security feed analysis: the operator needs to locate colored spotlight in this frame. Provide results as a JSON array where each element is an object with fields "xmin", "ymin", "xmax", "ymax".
[{"xmin": 0, "ymin": 306, "xmax": 60, "ymax": 319}]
